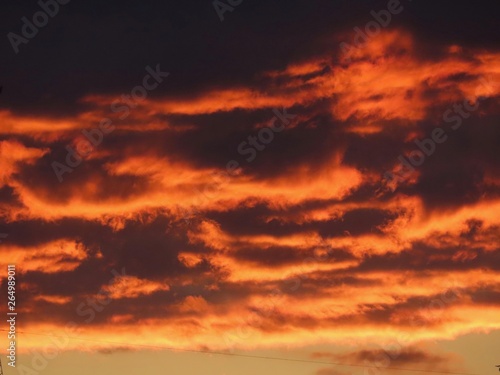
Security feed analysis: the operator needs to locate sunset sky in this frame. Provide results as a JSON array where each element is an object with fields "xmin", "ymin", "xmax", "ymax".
[{"xmin": 1, "ymin": 1, "xmax": 500, "ymax": 374}]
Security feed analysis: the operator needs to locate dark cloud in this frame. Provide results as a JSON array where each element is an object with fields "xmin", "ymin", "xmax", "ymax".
[{"xmin": 2, "ymin": 0, "xmax": 497, "ymax": 116}]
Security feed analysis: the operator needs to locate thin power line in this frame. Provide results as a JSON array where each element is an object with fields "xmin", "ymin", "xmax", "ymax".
[{"xmin": 0, "ymin": 329, "xmax": 478, "ymax": 375}]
